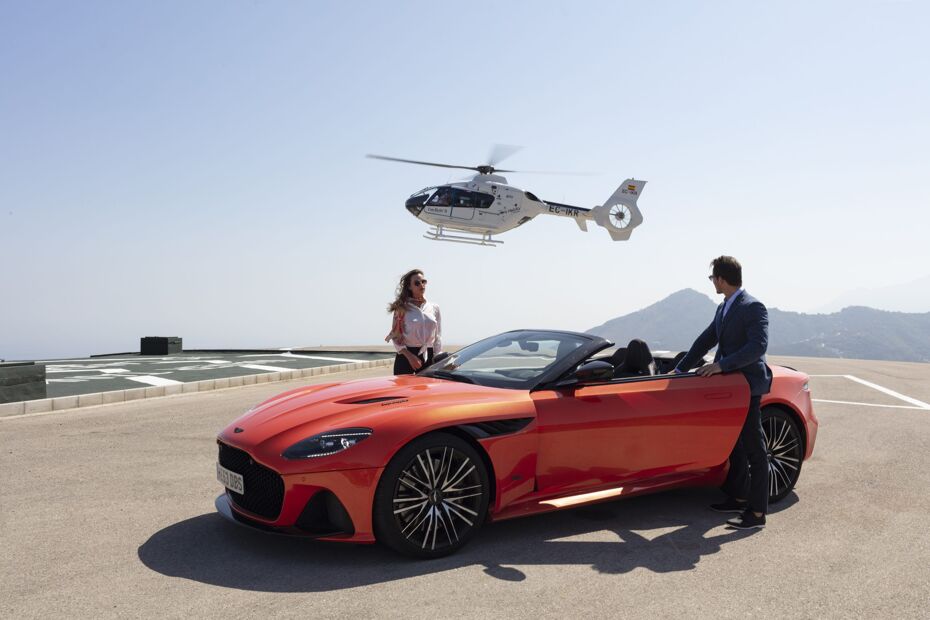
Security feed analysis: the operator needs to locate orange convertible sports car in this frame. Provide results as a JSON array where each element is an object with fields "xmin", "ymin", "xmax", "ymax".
[{"xmin": 215, "ymin": 330, "xmax": 818, "ymax": 558}]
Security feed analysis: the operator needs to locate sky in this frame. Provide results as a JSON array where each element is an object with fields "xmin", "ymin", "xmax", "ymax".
[{"xmin": 2, "ymin": 1, "xmax": 929, "ymax": 360}]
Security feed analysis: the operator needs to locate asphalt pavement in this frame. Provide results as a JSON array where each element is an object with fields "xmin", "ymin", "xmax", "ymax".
[{"xmin": 2, "ymin": 356, "xmax": 929, "ymax": 619}]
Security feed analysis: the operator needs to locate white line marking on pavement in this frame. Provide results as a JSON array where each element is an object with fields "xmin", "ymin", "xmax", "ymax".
[
  {"xmin": 239, "ymin": 364, "xmax": 295, "ymax": 373},
  {"xmin": 98, "ymin": 368, "xmax": 130, "ymax": 374},
  {"xmin": 812, "ymin": 398, "xmax": 929, "ymax": 411},
  {"xmin": 126, "ymin": 375, "xmax": 183, "ymax": 387},
  {"xmin": 2, "ymin": 409, "xmax": 79, "ymax": 421},
  {"xmin": 808, "ymin": 374, "xmax": 930, "ymax": 410},
  {"xmin": 842, "ymin": 375, "xmax": 930, "ymax": 410},
  {"xmin": 283, "ymin": 354, "xmax": 375, "ymax": 363}
]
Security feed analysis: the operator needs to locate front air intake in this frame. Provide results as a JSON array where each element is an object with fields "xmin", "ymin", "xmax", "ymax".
[{"xmin": 296, "ymin": 491, "xmax": 355, "ymax": 536}]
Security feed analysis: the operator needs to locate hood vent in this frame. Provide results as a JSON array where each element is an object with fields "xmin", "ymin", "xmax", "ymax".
[{"xmin": 340, "ymin": 396, "xmax": 407, "ymax": 405}]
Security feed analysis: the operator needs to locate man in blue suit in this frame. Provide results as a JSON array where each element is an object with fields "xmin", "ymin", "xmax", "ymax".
[{"xmin": 674, "ymin": 256, "xmax": 772, "ymax": 529}]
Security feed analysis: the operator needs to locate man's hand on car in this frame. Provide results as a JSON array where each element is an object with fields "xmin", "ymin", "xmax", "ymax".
[{"xmin": 695, "ymin": 362, "xmax": 722, "ymax": 377}]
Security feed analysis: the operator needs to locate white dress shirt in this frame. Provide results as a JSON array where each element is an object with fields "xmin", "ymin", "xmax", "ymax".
[
  {"xmin": 722, "ymin": 287, "xmax": 744, "ymax": 320},
  {"xmin": 392, "ymin": 300, "xmax": 442, "ymax": 356}
]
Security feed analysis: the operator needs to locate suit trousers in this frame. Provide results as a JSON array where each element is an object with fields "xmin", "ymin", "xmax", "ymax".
[
  {"xmin": 723, "ymin": 394, "xmax": 769, "ymax": 514},
  {"xmin": 393, "ymin": 346, "xmax": 434, "ymax": 375}
]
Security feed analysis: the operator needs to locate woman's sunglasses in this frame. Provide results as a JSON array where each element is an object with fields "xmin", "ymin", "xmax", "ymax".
[{"xmin": 413, "ymin": 279, "xmax": 427, "ymax": 286}]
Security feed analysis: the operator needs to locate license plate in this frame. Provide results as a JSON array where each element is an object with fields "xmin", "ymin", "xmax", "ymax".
[{"xmin": 216, "ymin": 463, "xmax": 245, "ymax": 494}]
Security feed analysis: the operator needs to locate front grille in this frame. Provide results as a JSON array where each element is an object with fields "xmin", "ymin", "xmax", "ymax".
[{"xmin": 218, "ymin": 442, "xmax": 285, "ymax": 520}]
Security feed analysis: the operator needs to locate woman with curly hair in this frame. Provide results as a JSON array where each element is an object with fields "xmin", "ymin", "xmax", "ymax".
[{"xmin": 385, "ymin": 268, "xmax": 442, "ymax": 375}]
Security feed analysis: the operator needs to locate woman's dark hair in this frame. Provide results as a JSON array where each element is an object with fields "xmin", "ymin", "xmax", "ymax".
[
  {"xmin": 711, "ymin": 255, "xmax": 742, "ymax": 287},
  {"xmin": 387, "ymin": 268, "xmax": 424, "ymax": 313}
]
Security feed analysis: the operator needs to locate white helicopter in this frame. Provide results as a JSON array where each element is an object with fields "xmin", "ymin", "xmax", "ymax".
[{"xmin": 367, "ymin": 147, "xmax": 646, "ymax": 247}]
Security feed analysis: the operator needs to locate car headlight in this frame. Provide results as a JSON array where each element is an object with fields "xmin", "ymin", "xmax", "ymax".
[{"xmin": 282, "ymin": 428, "xmax": 373, "ymax": 460}]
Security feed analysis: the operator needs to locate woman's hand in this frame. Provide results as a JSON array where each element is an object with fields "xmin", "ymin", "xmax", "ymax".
[{"xmin": 403, "ymin": 350, "xmax": 423, "ymax": 370}]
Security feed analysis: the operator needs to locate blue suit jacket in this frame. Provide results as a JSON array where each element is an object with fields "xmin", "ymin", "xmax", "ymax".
[{"xmin": 675, "ymin": 290, "xmax": 773, "ymax": 395}]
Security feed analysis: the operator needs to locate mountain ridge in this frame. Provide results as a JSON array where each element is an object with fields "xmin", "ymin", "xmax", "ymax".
[{"xmin": 587, "ymin": 289, "xmax": 930, "ymax": 363}]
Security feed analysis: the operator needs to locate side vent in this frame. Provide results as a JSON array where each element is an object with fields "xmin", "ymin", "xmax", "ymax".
[{"xmin": 459, "ymin": 417, "xmax": 534, "ymax": 439}]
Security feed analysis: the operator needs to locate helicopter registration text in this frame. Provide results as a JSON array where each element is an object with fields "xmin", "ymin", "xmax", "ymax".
[{"xmin": 548, "ymin": 205, "xmax": 584, "ymax": 217}]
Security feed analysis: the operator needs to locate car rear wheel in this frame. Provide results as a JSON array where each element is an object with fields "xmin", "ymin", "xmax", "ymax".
[
  {"xmin": 762, "ymin": 407, "xmax": 803, "ymax": 503},
  {"xmin": 373, "ymin": 433, "xmax": 490, "ymax": 558}
]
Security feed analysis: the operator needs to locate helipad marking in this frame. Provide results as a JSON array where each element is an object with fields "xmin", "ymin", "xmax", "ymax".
[
  {"xmin": 842, "ymin": 375, "xmax": 930, "ymax": 409},
  {"xmin": 126, "ymin": 375, "xmax": 183, "ymax": 387},
  {"xmin": 809, "ymin": 374, "xmax": 930, "ymax": 410},
  {"xmin": 811, "ymin": 399, "xmax": 928, "ymax": 411},
  {"xmin": 237, "ymin": 353, "xmax": 382, "ymax": 363},
  {"xmin": 239, "ymin": 364, "xmax": 294, "ymax": 373},
  {"xmin": 287, "ymin": 354, "xmax": 373, "ymax": 363}
]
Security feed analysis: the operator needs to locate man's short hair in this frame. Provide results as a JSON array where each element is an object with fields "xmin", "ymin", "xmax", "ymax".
[{"xmin": 711, "ymin": 256, "xmax": 742, "ymax": 287}]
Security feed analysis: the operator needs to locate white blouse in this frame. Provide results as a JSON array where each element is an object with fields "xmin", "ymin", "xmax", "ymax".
[{"xmin": 390, "ymin": 301, "xmax": 442, "ymax": 356}]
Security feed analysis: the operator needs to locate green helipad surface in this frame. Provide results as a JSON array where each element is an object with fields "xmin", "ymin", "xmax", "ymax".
[{"xmin": 36, "ymin": 351, "xmax": 391, "ymax": 397}]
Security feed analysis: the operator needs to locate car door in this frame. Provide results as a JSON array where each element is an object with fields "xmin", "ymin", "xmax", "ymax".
[{"xmin": 531, "ymin": 373, "xmax": 750, "ymax": 495}]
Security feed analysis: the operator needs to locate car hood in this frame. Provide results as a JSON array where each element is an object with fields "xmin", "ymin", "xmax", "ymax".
[{"xmin": 218, "ymin": 374, "xmax": 531, "ymax": 466}]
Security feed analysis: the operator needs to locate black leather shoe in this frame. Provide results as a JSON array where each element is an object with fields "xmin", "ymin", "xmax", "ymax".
[
  {"xmin": 710, "ymin": 498, "xmax": 748, "ymax": 513},
  {"xmin": 726, "ymin": 510, "xmax": 766, "ymax": 529}
]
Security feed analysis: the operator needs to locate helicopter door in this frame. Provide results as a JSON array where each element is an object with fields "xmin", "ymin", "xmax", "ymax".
[{"xmin": 450, "ymin": 188, "xmax": 476, "ymax": 221}]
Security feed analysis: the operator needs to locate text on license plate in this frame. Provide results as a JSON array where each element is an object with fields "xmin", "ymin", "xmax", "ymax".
[{"xmin": 216, "ymin": 463, "xmax": 245, "ymax": 494}]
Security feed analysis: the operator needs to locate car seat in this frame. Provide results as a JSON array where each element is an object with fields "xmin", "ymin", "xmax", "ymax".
[{"xmin": 613, "ymin": 339, "xmax": 656, "ymax": 378}]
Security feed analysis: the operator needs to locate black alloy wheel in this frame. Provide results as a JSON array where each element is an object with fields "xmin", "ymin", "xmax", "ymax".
[
  {"xmin": 374, "ymin": 433, "xmax": 490, "ymax": 558},
  {"xmin": 762, "ymin": 407, "xmax": 803, "ymax": 503}
]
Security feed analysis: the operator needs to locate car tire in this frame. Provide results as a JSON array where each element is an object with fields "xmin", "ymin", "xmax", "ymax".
[
  {"xmin": 762, "ymin": 407, "xmax": 803, "ymax": 503},
  {"xmin": 373, "ymin": 432, "xmax": 490, "ymax": 558}
]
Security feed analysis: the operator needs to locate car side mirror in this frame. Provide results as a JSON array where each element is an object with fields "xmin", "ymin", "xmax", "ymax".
[
  {"xmin": 417, "ymin": 351, "xmax": 451, "ymax": 374},
  {"xmin": 555, "ymin": 360, "xmax": 614, "ymax": 387}
]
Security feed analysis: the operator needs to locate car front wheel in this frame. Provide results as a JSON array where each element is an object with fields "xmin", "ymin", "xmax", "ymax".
[{"xmin": 373, "ymin": 432, "xmax": 490, "ymax": 558}]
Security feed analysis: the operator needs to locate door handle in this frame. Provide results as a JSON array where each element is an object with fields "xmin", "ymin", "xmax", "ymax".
[{"xmin": 704, "ymin": 392, "xmax": 732, "ymax": 400}]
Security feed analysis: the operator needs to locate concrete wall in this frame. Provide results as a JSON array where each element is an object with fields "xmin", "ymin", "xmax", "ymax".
[{"xmin": 0, "ymin": 362, "xmax": 47, "ymax": 403}]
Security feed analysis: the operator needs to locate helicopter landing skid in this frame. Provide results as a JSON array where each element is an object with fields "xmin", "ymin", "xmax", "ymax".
[{"xmin": 423, "ymin": 226, "xmax": 503, "ymax": 247}]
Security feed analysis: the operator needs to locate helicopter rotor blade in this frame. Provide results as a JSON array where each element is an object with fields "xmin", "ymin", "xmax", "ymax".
[
  {"xmin": 510, "ymin": 169, "xmax": 597, "ymax": 176},
  {"xmin": 486, "ymin": 143, "xmax": 523, "ymax": 167},
  {"xmin": 488, "ymin": 168, "xmax": 597, "ymax": 176},
  {"xmin": 365, "ymin": 154, "xmax": 480, "ymax": 172}
]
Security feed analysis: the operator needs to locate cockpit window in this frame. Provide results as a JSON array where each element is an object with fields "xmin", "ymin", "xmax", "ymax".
[
  {"xmin": 424, "ymin": 187, "xmax": 496, "ymax": 209},
  {"xmin": 446, "ymin": 188, "xmax": 495, "ymax": 209},
  {"xmin": 452, "ymin": 188, "xmax": 474, "ymax": 208},
  {"xmin": 427, "ymin": 187, "xmax": 453, "ymax": 207}
]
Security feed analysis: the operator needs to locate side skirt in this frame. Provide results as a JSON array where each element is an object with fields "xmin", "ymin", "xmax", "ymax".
[{"xmin": 490, "ymin": 467, "xmax": 726, "ymax": 522}]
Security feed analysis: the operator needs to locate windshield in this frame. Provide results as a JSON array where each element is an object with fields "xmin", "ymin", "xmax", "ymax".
[{"xmin": 420, "ymin": 330, "xmax": 591, "ymax": 390}]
